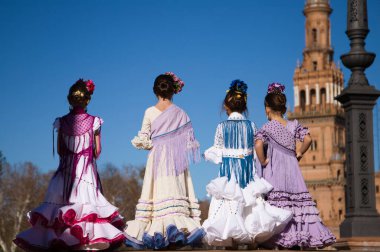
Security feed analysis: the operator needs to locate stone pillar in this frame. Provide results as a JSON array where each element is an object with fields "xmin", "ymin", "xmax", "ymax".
[
  {"xmin": 334, "ymin": 0, "xmax": 380, "ymax": 249},
  {"xmin": 326, "ymin": 82, "xmax": 331, "ymax": 103},
  {"xmin": 305, "ymin": 84, "xmax": 310, "ymax": 105},
  {"xmin": 294, "ymin": 86, "xmax": 299, "ymax": 107},
  {"xmin": 316, "ymin": 83, "xmax": 320, "ymax": 104}
]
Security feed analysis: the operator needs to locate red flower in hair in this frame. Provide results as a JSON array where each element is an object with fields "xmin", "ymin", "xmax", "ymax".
[{"xmin": 86, "ymin": 80, "xmax": 95, "ymax": 94}]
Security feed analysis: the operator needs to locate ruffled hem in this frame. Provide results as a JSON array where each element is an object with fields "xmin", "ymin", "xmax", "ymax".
[
  {"xmin": 264, "ymin": 190, "xmax": 336, "ymax": 248},
  {"xmin": 29, "ymin": 201, "xmax": 124, "ymax": 229},
  {"xmin": 267, "ymin": 191, "xmax": 322, "ymax": 223},
  {"xmin": 203, "ymin": 176, "xmax": 292, "ymax": 245},
  {"xmin": 15, "ymin": 201, "xmax": 125, "ymax": 251},
  {"xmin": 264, "ymin": 222, "xmax": 336, "ymax": 248},
  {"xmin": 125, "ymin": 216, "xmax": 205, "ymax": 249},
  {"xmin": 14, "ymin": 226, "xmax": 125, "ymax": 251},
  {"xmin": 206, "ymin": 175, "xmax": 273, "ymax": 206}
]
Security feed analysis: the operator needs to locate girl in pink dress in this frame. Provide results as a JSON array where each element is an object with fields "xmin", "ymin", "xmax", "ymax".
[{"xmin": 14, "ymin": 79, "xmax": 125, "ymax": 251}]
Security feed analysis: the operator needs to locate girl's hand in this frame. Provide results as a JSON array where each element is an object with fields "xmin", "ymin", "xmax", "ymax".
[
  {"xmin": 261, "ymin": 158, "xmax": 269, "ymax": 166},
  {"xmin": 296, "ymin": 152, "xmax": 303, "ymax": 161}
]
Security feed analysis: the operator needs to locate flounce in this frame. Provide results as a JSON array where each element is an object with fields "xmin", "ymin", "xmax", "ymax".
[
  {"xmin": 131, "ymin": 132, "xmax": 153, "ymax": 150},
  {"xmin": 205, "ymin": 176, "xmax": 274, "ymax": 206},
  {"xmin": 202, "ymin": 176, "xmax": 292, "ymax": 246},
  {"xmin": 14, "ymin": 201, "xmax": 125, "ymax": 251},
  {"xmin": 264, "ymin": 190, "xmax": 336, "ymax": 248},
  {"xmin": 125, "ymin": 216, "xmax": 205, "ymax": 249},
  {"xmin": 204, "ymin": 146, "xmax": 223, "ymax": 164}
]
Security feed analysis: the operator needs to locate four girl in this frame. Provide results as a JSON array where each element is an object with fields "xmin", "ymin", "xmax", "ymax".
[{"xmin": 14, "ymin": 75, "xmax": 335, "ymax": 251}]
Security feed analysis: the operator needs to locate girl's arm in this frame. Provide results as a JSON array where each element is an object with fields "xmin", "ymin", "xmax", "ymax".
[
  {"xmin": 131, "ymin": 109, "xmax": 153, "ymax": 150},
  {"xmin": 255, "ymin": 139, "xmax": 269, "ymax": 166},
  {"xmin": 296, "ymin": 134, "xmax": 312, "ymax": 161},
  {"xmin": 204, "ymin": 124, "xmax": 223, "ymax": 164},
  {"xmin": 94, "ymin": 129, "xmax": 102, "ymax": 159}
]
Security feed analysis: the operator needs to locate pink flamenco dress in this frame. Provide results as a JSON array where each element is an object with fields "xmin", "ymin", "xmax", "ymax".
[{"xmin": 14, "ymin": 107, "xmax": 125, "ymax": 251}]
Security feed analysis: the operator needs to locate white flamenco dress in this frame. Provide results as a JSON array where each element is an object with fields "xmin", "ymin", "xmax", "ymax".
[
  {"xmin": 14, "ymin": 110, "xmax": 125, "ymax": 251},
  {"xmin": 202, "ymin": 112, "xmax": 292, "ymax": 247},
  {"xmin": 125, "ymin": 106, "xmax": 204, "ymax": 250}
]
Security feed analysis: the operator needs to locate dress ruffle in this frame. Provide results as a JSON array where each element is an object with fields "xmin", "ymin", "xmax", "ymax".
[
  {"xmin": 202, "ymin": 176, "xmax": 292, "ymax": 246},
  {"xmin": 14, "ymin": 201, "xmax": 125, "ymax": 251},
  {"xmin": 125, "ymin": 213, "xmax": 205, "ymax": 249},
  {"xmin": 131, "ymin": 132, "xmax": 153, "ymax": 150},
  {"xmin": 264, "ymin": 190, "xmax": 336, "ymax": 248}
]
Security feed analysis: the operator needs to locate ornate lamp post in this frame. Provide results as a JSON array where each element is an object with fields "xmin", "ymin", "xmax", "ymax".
[{"xmin": 335, "ymin": 0, "xmax": 380, "ymax": 246}]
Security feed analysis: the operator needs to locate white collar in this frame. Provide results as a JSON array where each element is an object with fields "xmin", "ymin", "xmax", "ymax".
[{"xmin": 228, "ymin": 112, "xmax": 245, "ymax": 120}]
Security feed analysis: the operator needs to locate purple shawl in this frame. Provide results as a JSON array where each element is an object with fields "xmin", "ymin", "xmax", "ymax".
[
  {"xmin": 256, "ymin": 120, "xmax": 297, "ymax": 176},
  {"xmin": 150, "ymin": 105, "xmax": 200, "ymax": 178}
]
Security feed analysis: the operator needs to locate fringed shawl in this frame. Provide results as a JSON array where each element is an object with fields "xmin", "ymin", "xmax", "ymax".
[
  {"xmin": 219, "ymin": 119, "xmax": 255, "ymax": 188},
  {"xmin": 150, "ymin": 105, "xmax": 200, "ymax": 178}
]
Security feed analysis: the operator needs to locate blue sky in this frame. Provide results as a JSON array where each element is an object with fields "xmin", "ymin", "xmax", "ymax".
[{"xmin": 0, "ymin": 0, "xmax": 379, "ymax": 198}]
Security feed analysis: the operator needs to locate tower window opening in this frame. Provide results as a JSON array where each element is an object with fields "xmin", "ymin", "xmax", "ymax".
[
  {"xmin": 339, "ymin": 209, "xmax": 343, "ymax": 220},
  {"xmin": 313, "ymin": 61, "xmax": 318, "ymax": 71},
  {"xmin": 310, "ymin": 140, "xmax": 318, "ymax": 151},
  {"xmin": 310, "ymin": 89, "xmax": 316, "ymax": 105},
  {"xmin": 312, "ymin": 28, "xmax": 317, "ymax": 45},
  {"xmin": 320, "ymin": 88, "xmax": 326, "ymax": 108},
  {"xmin": 337, "ymin": 169, "xmax": 341, "ymax": 180},
  {"xmin": 376, "ymin": 185, "xmax": 379, "ymax": 194},
  {"xmin": 300, "ymin": 90, "xmax": 306, "ymax": 111}
]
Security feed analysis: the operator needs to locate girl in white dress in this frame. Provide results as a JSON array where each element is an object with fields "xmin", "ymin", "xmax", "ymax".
[
  {"xmin": 125, "ymin": 72, "xmax": 205, "ymax": 249},
  {"xmin": 14, "ymin": 79, "xmax": 125, "ymax": 251},
  {"xmin": 202, "ymin": 80, "xmax": 292, "ymax": 247}
]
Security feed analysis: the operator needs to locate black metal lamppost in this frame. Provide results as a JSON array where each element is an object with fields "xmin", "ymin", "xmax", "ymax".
[{"xmin": 336, "ymin": 0, "xmax": 380, "ymax": 239}]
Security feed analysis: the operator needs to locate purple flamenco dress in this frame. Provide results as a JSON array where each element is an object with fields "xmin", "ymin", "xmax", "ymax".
[
  {"xmin": 256, "ymin": 119, "xmax": 335, "ymax": 249},
  {"xmin": 14, "ymin": 108, "xmax": 125, "ymax": 251}
]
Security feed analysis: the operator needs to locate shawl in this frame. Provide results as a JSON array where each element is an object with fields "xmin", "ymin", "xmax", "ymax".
[{"xmin": 150, "ymin": 105, "xmax": 200, "ymax": 178}]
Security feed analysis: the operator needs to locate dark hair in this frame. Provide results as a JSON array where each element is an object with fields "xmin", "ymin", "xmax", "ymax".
[
  {"xmin": 224, "ymin": 80, "xmax": 248, "ymax": 114},
  {"xmin": 153, "ymin": 74, "xmax": 175, "ymax": 100},
  {"xmin": 67, "ymin": 79, "xmax": 92, "ymax": 108},
  {"xmin": 264, "ymin": 87, "xmax": 287, "ymax": 114}
]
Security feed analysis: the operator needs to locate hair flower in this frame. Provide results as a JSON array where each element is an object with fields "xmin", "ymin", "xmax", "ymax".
[
  {"xmin": 86, "ymin": 80, "xmax": 95, "ymax": 94},
  {"xmin": 267, "ymin": 82, "xmax": 285, "ymax": 94},
  {"xmin": 228, "ymin": 79, "xmax": 248, "ymax": 94},
  {"xmin": 164, "ymin": 72, "xmax": 185, "ymax": 94}
]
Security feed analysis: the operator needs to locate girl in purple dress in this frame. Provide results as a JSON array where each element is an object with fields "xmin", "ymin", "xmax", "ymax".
[
  {"xmin": 14, "ymin": 79, "xmax": 125, "ymax": 251},
  {"xmin": 255, "ymin": 83, "xmax": 336, "ymax": 249}
]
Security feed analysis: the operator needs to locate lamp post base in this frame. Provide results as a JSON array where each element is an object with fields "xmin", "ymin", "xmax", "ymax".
[{"xmin": 333, "ymin": 237, "xmax": 380, "ymax": 251}]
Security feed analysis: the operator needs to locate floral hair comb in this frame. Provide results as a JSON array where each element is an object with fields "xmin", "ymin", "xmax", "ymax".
[
  {"xmin": 267, "ymin": 82, "xmax": 285, "ymax": 94},
  {"xmin": 85, "ymin": 80, "xmax": 95, "ymax": 94},
  {"xmin": 164, "ymin": 72, "xmax": 185, "ymax": 94},
  {"xmin": 227, "ymin": 79, "xmax": 248, "ymax": 101},
  {"xmin": 228, "ymin": 79, "xmax": 248, "ymax": 94}
]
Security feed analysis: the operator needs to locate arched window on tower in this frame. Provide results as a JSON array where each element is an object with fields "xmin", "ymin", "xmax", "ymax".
[
  {"xmin": 313, "ymin": 61, "xmax": 318, "ymax": 71},
  {"xmin": 312, "ymin": 28, "xmax": 317, "ymax": 45},
  {"xmin": 320, "ymin": 88, "xmax": 326, "ymax": 110},
  {"xmin": 300, "ymin": 90, "xmax": 306, "ymax": 112},
  {"xmin": 310, "ymin": 89, "xmax": 316, "ymax": 107}
]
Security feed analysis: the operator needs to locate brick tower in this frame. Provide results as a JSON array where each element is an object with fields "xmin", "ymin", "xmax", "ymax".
[{"xmin": 288, "ymin": 0, "xmax": 345, "ymax": 236}]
